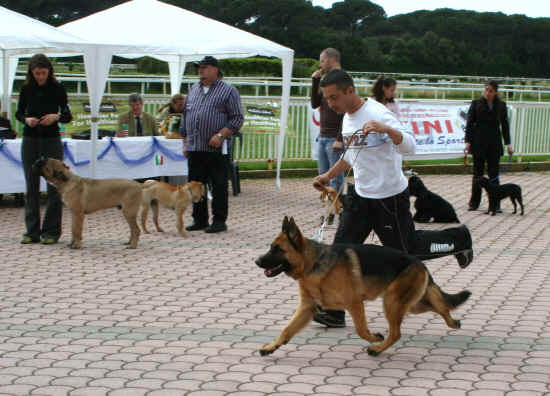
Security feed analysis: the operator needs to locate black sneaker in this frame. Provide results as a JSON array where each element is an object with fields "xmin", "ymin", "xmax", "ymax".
[
  {"xmin": 467, "ymin": 205, "xmax": 478, "ymax": 211},
  {"xmin": 455, "ymin": 249, "xmax": 474, "ymax": 269},
  {"xmin": 185, "ymin": 223, "xmax": 208, "ymax": 231},
  {"xmin": 313, "ymin": 311, "xmax": 346, "ymax": 328},
  {"xmin": 205, "ymin": 222, "xmax": 227, "ymax": 233}
]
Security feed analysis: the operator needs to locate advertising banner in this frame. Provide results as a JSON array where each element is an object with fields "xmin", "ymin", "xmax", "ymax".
[{"xmin": 309, "ymin": 102, "xmax": 479, "ymax": 160}]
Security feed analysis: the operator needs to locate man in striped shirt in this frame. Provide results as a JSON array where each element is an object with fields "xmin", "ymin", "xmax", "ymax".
[{"xmin": 180, "ymin": 56, "xmax": 244, "ymax": 233}]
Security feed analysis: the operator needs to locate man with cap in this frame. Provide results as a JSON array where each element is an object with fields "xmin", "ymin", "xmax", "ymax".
[{"xmin": 179, "ymin": 56, "xmax": 244, "ymax": 233}]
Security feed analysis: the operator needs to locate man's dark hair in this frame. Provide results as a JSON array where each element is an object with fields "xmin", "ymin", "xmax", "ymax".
[
  {"xmin": 487, "ymin": 80, "xmax": 499, "ymax": 91},
  {"xmin": 320, "ymin": 69, "xmax": 354, "ymax": 92}
]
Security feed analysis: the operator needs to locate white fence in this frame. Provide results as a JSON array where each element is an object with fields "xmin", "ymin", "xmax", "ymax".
[{"xmin": 7, "ymin": 95, "xmax": 550, "ymax": 161}]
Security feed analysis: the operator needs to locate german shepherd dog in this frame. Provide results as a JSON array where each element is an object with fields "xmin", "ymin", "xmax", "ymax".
[{"xmin": 255, "ymin": 217, "xmax": 471, "ymax": 356}]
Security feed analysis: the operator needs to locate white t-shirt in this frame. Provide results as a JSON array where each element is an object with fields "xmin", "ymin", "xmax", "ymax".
[{"xmin": 341, "ymin": 99, "xmax": 415, "ymax": 199}]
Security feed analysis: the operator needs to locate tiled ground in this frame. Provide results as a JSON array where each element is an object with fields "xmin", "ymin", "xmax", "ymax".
[{"xmin": 0, "ymin": 172, "xmax": 549, "ymax": 396}]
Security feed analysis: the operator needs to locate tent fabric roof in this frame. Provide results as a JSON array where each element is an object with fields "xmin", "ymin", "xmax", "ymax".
[
  {"xmin": 0, "ymin": 6, "xmax": 87, "ymax": 55},
  {"xmin": 60, "ymin": 0, "xmax": 293, "ymax": 60}
]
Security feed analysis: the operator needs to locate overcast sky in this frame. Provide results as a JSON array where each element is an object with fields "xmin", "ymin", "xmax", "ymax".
[{"xmin": 311, "ymin": 0, "xmax": 550, "ymax": 18}]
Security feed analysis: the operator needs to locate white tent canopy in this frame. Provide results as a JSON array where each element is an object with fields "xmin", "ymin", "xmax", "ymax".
[
  {"xmin": 60, "ymin": 0, "xmax": 294, "ymax": 185},
  {"xmin": 0, "ymin": 6, "xmax": 90, "ymax": 118}
]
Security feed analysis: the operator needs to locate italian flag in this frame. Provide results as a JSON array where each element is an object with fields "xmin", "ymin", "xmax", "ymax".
[{"xmin": 155, "ymin": 154, "xmax": 164, "ymax": 165}]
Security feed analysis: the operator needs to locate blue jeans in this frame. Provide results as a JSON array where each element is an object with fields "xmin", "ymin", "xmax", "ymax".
[{"xmin": 317, "ymin": 136, "xmax": 344, "ymax": 192}]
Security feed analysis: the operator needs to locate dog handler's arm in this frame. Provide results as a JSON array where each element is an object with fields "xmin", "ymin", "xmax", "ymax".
[{"xmin": 313, "ymin": 158, "xmax": 351, "ymax": 191}]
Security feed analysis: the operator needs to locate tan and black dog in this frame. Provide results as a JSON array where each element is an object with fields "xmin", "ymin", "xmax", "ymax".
[
  {"xmin": 33, "ymin": 157, "xmax": 142, "ymax": 249},
  {"xmin": 140, "ymin": 180, "xmax": 205, "ymax": 236},
  {"xmin": 255, "ymin": 216, "xmax": 471, "ymax": 356}
]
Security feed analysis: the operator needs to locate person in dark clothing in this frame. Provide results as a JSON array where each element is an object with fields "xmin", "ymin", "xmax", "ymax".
[
  {"xmin": 15, "ymin": 54, "xmax": 72, "ymax": 244},
  {"xmin": 465, "ymin": 81, "xmax": 513, "ymax": 211},
  {"xmin": 311, "ymin": 48, "xmax": 344, "ymax": 210}
]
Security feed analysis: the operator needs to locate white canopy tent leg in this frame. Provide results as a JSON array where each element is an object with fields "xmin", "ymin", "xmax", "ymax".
[
  {"xmin": 1, "ymin": 52, "xmax": 18, "ymax": 120},
  {"xmin": 83, "ymin": 47, "xmax": 113, "ymax": 178},
  {"xmin": 168, "ymin": 55, "xmax": 186, "ymax": 96},
  {"xmin": 276, "ymin": 53, "xmax": 294, "ymax": 188}
]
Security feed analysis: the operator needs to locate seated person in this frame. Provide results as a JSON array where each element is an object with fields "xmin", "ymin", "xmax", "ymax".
[
  {"xmin": 157, "ymin": 93, "xmax": 185, "ymax": 123},
  {"xmin": 0, "ymin": 100, "xmax": 17, "ymax": 139},
  {"xmin": 117, "ymin": 93, "xmax": 159, "ymax": 137},
  {"xmin": 0, "ymin": 100, "xmax": 23, "ymax": 206},
  {"xmin": 157, "ymin": 94, "xmax": 185, "ymax": 138}
]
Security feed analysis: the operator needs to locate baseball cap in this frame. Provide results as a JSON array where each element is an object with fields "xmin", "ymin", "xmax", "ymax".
[{"xmin": 193, "ymin": 56, "xmax": 220, "ymax": 68}]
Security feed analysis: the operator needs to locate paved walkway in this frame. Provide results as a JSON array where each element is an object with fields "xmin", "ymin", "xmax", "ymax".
[{"xmin": 0, "ymin": 173, "xmax": 549, "ymax": 396}]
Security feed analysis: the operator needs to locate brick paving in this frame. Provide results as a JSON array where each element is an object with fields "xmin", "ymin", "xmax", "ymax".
[{"xmin": 0, "ymin": 172, "xmax": 549, "ymax": 396}]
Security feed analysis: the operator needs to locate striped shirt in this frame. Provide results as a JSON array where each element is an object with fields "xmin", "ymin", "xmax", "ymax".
[{"xmin": 179, "ymin": 79, "xmax": 244, "ymax": 152}]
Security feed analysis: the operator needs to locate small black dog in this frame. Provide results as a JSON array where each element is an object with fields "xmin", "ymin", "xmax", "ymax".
[
  {"xmin": 408, "ymin": 175, "xmax": 460, "ymax": 223},
  {"xmin": 478, "ymin": 177, "xmax": 524, "ymax": 216}
]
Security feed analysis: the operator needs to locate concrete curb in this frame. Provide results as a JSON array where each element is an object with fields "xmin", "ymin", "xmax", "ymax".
[{"xmin": 239, "ymin": 161, "xmax": 550, "ymax": 179}]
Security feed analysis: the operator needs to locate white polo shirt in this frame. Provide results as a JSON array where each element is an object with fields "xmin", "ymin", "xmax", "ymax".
[{"xmin": 341, "ymin": 99, "xmax": 415, "ymax": 199}]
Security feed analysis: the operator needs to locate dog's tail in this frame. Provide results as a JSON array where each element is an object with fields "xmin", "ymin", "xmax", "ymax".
[
  {"xmin": 441, "ymin": 289, "xmax": 471, "ymax": 309},
  {"xmin": 428, "ymin": 274, "xmax": 471, "ymax": 309}
]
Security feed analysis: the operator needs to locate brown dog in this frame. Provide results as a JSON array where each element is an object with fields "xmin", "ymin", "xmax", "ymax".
[
  {"xmin": 319, "ymin": 185, "xmax": 343, "ymax": 216},
  {"xmin": 140, "ymin": 180, "xmax": 205, "ymax": 236},
  {"xmin": 32, "ymin": 157, "xmax": 142, "ymax": 249},
  {"xmin": 255, "ymin": 217, "xmax": 471, "ymax": 356}
]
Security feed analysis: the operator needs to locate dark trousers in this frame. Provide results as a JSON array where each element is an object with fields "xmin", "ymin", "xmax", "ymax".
[
  {"xmin": 21, "ymin": 136, "xmax": 64, "ymax": 240},
  {"xmin": 469, "ymin": 149, "xmax": 500, "ymax": 208},
  {"xmin": 188, "ymin": 151, "xmax": 228, "ymax": 225},
  {"xmin": 325, "ymin": 184, "xmax": 471, "ymax": 320}
]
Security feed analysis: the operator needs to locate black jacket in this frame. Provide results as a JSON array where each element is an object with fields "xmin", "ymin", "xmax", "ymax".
[
  {"xmin": 15, "ymin": 81, "xmax": 72, "ymax": 138},
  {"xmin": 464, "ymin": 96, "xmax": 510, "ymax": 157}
]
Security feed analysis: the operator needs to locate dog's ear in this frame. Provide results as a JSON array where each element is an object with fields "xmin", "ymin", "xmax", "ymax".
[
  {"xmin": 286, "ymin": 217, "xmax": 304, "ymax": 250},
  {"xmin": 53, "ymin": 169, "xmax": 69, "ymax": 182},
  {"xmin": 282, "ymin": 216, "xmax": 290, "ymax": 233}
]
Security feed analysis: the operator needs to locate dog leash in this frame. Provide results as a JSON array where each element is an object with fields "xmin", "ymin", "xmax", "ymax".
[{"xmin": 313, "ymin": 128, "xmax": 386, "ymax": 243}]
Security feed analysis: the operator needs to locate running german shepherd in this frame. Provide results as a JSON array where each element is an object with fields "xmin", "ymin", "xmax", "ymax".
[{"xmin": 255, "ymin": 217, "xmax": 471, "ymax": 356}]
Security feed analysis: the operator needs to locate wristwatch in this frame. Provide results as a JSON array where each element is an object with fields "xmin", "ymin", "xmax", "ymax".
[{"xmin": 216, "ymin": 132, "xmax": 225, "ymax": 140}]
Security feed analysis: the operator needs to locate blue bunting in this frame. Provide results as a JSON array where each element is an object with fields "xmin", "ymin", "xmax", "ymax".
[
  {"xmin": 1, "ymin": 137, "xmax": 186, "ymax": 168},
  {"xmin": 0, "ymin": 139, "xmax": 23, "ymax": 167}
]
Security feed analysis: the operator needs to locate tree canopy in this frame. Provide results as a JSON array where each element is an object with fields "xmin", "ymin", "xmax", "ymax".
[{"xmin": 2, "ymin": 0, "xmax": 550, "ymax": 77}]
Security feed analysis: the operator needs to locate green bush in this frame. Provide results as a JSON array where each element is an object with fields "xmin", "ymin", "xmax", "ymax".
[
  {"xmin": 137, "ymin": 57, "xmax": 169, "ymax": 74},
  {"xmin": 184, "ymin": 57, "xmax": 319, "ymax": 78}
]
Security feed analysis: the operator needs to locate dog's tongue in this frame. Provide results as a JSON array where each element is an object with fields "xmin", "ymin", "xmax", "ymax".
[{"xmin": 264, "ymin": 269, "xmax": 272, "ymax": 276}]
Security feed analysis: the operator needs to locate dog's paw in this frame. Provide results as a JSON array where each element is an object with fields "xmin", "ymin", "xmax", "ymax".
[
  {"xmin": 367, "ymin": 347, "xmax": 380, "ymax": 357},
  {"xmin": 455, "ymin": 320, "xmax": 461, "ymax": 329},
  {"xmin": 69, "ymin": 241, "xmax": 81, "ymax": 249},
  {"xmin": 259, "ymin": 347, "xmax": 275, "ymax": 356}
]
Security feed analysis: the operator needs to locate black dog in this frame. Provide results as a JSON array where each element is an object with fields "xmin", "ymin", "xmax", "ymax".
[
  {"xmin": 478, "ymin": 177, "xmax": 524, "ymax": 216},
  {"xmin": 408, "ymin": 175, "xmax": 460, "ymax": 223}
]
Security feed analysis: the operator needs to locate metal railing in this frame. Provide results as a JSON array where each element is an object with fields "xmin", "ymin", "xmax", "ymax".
[
  {"xmin": 8, "ymin": 95, "xmax": 550, "ymax": 162},
  {"xmin": 12, "ymin": 73, "xmax": 550, "ymax": 102}
]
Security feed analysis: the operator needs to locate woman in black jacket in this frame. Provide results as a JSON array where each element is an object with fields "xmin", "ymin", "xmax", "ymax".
[
  {"xmin": 16, "ymin": 54, "xmax": 72, "ymax": 244},
  {"xmin": 464, "ymin": 81, "xmax": 513, "ymax": 211}
]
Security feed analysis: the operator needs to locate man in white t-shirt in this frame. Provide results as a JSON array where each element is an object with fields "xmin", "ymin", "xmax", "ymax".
[{"xmin": 312, "ymin": 70, "xmax": 473, "ymax": 328}]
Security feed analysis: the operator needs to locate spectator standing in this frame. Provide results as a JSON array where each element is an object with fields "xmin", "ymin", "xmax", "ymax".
[
  {"xmin": 372, "ymin": 76, "xmax": 399, "ymax": 117},
  {"xmin": 15, "ymin": 54, "xmax": 72, "ymax": 244},
  {"xmin": 311, "ymin": 48, "xmax": 344, "ymax": 225},
  {"xmin": 465, "ymin": 81, "xmax": 513, "ymax": 211},
  {"xmin": 179, "ymin": 56, "xmax": 244, "ymax": 233}
]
